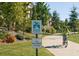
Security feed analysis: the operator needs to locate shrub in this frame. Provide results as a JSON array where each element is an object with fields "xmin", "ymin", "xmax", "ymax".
[
  {"xmin": 16, "ymin": 34, "xmax": 24, "ymax": 40},
  {"xmin": 0, "ymin": 39, "xmax": 3, "ymax": 43},
  {"xmin": 43, "ymin": 25, "xmax": 56, "ymax": 34},
  {"xmin": 49, "ymin": 27, "xmax": 56, "ymax": 34},
  {"xmin": 25, "ymin": 27, "xmax": 31, "ymax": 33},
  {"xmin": 0, "ymin": 32, "xmax": 7, "ymax": 39},
  {"xmin": 5, "ymin": 34, "xmax": 16, "ymax": 43},
  {"xmin": 46, "ymin": 28, "xmax": 50, "ymax": 33}
]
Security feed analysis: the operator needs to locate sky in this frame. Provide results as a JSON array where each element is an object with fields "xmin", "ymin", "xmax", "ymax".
[{"xmin": 47, "ymin": 2, "xmax": 79, "ymax": 21}]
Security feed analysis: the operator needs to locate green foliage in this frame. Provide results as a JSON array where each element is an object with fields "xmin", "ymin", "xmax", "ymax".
[
  {"xmin": 43, "ymin": 26, "xmax": 50, "ymax": 34},
  {"xmin": 45, "ymin": 28, "xmax": 50, "ymax": 33},
  {"xmin": 43, "ymin": 26, "xmax": 56, "ymax": 34},
  {"xmin": 0, "ymin": 2, "xmax": 32, "ymax": 32},
  {"xmin": 69, "ymin": 6, "xmax": 78, "ymax": 32},
  {"xmin": 0, "ymin": 2, "xmax": 14, "ymax": 30},
  {"xmin": 51, "ymin": 10, "xmax": 60, "ymax": 32},
  {"xmin": 0, "ymin": 15, "xmax": 4, "ymax": 27},
  {"xmin": 12, "ymin": 3, "xmax": 25, "ymax": 30},
  {"xmin": 12, "ymin": 2, "xmax": 32, "ymax": 32},
  {"xmin": 62, "ymin": 23, "xmax": 69, "ymax": 34},
  {"xmin": 0, "ymin": 32, "xmax": 8, "ymax": 39},
  {"xmin": 16, "ymin": 34, "xmax": 24, "ymax": 40},
  {"xmin": 65, "ymin": 18, "xmax": 68, "ymax": 26},
  {"xmin": 25, "ymin": 19, "xmax": 31, "ymax": 33},
  {"xmin": 49, "ymin": 27, "xmax": 56, "ymax": 34},
  {"xmin": 32, "ymin": 2, "xmax": 51, "ymax": 26},
  {"xmin": 75, "ymin": 20, "xmax": 79, "ymax": 32},
  {"xmin": 16, "ymin": 33, "xmax": 35, "ymax": 40},
  {"xmin": 0, "ymin": 2, "xmax": 79, "ymax": 34}
]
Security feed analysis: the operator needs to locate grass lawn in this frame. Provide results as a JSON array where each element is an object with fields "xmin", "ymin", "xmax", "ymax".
[
  {"xmin": 68, "ymin": 33, "xmax": 79, "ymax": 44},
  {"xmin": 0, "ymin": 40, "xmax": 54, "ymax": 56},
  {"xmin": 24, "ymin": 33, "xmax": 46, "ymax": 38}
]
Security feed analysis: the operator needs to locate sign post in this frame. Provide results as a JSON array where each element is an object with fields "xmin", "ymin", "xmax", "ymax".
[
  {"xmin": 36, "ymin": 34, "xmax": 38, "ymax": 56},
  {"xmin": 32, "ymin": 20, "xmax": 42, "ymax": 56}
]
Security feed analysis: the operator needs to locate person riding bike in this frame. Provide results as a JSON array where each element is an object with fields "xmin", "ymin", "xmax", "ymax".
[{"xmin": 63, "ymin": 34, "xmax": 68, "ymax": 48}]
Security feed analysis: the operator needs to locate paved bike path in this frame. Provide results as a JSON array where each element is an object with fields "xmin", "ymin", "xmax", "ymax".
[{"xmin": 42, "ymin": 36, "xmax": 79, "ymax": 56}]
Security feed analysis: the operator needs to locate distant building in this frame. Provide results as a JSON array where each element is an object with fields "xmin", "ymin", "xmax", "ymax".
[{"xmin": 26, "ymin": 3, "xmax": 33, "ymax": 19}]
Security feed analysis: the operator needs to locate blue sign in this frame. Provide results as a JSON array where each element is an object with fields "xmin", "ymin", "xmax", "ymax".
[{"xmin": 32, "ymin": 20, "xmax": 42, "ymax": 34}]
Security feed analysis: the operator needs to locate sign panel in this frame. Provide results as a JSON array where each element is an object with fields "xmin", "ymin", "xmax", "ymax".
[
  {"xmin": 32, "ymin": 20, "xmax": 42, "ymax": 34},
  {"xmin": 32, "ymin": 38, "xmax": 42, "ymax": 48}
]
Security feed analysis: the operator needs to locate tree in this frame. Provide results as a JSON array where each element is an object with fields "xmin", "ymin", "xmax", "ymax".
[
  {"xmin": 0, "ymin": 3, "xmax": 5, "ymax": 27},
  {"xmin": 0, "ymin": 2, "xmax": 14, "ymax": 30},
  {"xmin": 31, "ymin": 4, "xmax": 37, "ymax": 20},
  {"xmin": 65, "ymin": 18, "xmax": 70, "ymax": 32},
  {"xmin": 75, "ymin": 19, "xmax": 79, "ymax": 32},
  {"xmin": 32, "ymin": 2, "xmax": 51, "ymax": 26},
  {"xmin": 69, "ymin": 6, "xmax": 78, "ymax": 32},
  {"xmin": 65, "ymin": 18, "xmax": 68, "ymax": 26},
  {"xmin": 0, "ymin": 2, "xmax": 32, "ymax": 33},
  {"xmin": 20, "ymin": 2, "xmax": 32, "ymax": 33},
  {"xmin": 51, "ymin": 10, "xmax": 60, "ymax": 32},
  {"xmin": 0, "ymin": 14, "xmax": 4, "ymax": 27},
  {"xmin": 11, "ymin": 3, "xmax": 25, "ymax": 31}
]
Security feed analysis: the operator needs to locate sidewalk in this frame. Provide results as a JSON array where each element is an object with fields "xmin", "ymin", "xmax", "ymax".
[{"xmin": 42, "ymin": 36, "xmax": 79, "ymax": 56}]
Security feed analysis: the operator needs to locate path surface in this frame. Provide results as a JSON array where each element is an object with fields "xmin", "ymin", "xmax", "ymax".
[{"xmin": 42, "ymin": 35, "xmax": 79, "ymax": 56}]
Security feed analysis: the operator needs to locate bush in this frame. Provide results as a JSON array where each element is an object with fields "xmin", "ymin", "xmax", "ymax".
[
  {"xmin": 0, "ymin": 40, "xmax": 2, "ymax": 43},
  {"xmin": 0, "ymin": 32, "xmax": 16, "ymax": 43},
  {"xmin": 0, "ymin": 32, "xmax": 7, "ymax": 39},
  {"xmin": 49, "ymin": 27, "xmax": 56, "ymax": 34},
  {"xmin": 25, "ymin": 27, "xmax": 31, "ymax": 33},
  {"xmin": 46, "ymin": 28, "xmax": 50, "ymax": 33},
  {"xmin": 5, "ymin": 34, "xmax": 16, "ymax": 43},
  {"xmin": 16, "ymin": 31, "xmax": 35, "ymax": 40},
  {"xmin": 43, "ymin": 26, "xmax": 50, "ymax": 33},
  {"xmin": 43, "ymin": 25, "xmax": 56, "ymax": 34},
  {"xmin": 16, "ymin": 34, "xmax": 24, "ymax": 40}
]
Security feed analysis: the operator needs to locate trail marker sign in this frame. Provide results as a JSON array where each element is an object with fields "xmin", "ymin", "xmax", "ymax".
[
  {"xmin": 32, "ymin": 20, "xmax": 42, "ymax": 34},
  {"xmin": 32, "ymin": 20, "xmax": 42, "ymax": 56},
  {"xmin": 32, "ymin": 38, "xmax": 42, "ymax": 48}
]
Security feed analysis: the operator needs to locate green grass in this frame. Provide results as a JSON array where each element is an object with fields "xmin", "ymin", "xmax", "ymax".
[
  {"xmin": 68, "ymin": 33, "xmax": 79, "ymax": 44},
  {"xmin": 0, "ymin": 40, "xmax": 53, "ymax": 56},
  {"xmin": 24, "ymin": 33, "xmax": 35, "ymax": 39},
  {"xmin": 24, "ymin": 33, "xmax": 48, "ymax": 40}
]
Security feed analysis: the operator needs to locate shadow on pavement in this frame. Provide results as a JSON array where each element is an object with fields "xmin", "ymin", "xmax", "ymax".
[{"xmin": 44, "ymin": 45, "xmax": 63, "ymax": 48}]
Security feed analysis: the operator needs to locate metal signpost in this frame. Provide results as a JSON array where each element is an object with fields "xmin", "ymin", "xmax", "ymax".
[{"xmin": 32, "ymin": 20, "xmax": 42, "ymax": 56}]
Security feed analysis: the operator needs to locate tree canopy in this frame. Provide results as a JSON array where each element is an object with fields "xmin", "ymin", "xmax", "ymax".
[
  {"xmin": 32, "ymin": 2, "xmax": 51, "ymax": 26},
  {"xmin": 69, "ymin": 6, "xmax": 78, "ymax": 32}
]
